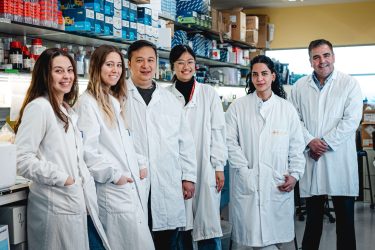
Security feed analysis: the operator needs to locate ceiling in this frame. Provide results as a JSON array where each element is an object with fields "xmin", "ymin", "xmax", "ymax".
[{"xmin": 212, "ymin": 0, "xmax": 375, "ymax": 10}]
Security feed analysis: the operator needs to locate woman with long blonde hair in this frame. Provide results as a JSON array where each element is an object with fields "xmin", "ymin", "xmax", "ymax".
[{"xmin": 76, "ymin": 45, "xmax": 154, "ymax": 250}]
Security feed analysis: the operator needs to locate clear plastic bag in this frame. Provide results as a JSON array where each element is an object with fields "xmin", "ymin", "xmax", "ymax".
[{"xmin": 0, "ymin": 123, "xmax": 15, "ymax": 143}]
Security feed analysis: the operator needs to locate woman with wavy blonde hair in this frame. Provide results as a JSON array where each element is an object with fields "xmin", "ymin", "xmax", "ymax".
[{"xmin": 76, "ymin": 44, "xmax": 154, "ymax": 250}]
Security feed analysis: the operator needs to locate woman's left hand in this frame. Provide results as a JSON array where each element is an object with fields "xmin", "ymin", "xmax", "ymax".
[{"xmin": 278, "ymin": 175, "xmax": 297, "ymax": 192}]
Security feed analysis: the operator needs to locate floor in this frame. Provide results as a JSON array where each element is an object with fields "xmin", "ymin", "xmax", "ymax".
[
  {"xmin": 230, "ymin": 202, "xmax": 375, "ymax": 250},
  {"xmin": 284, "ymin": 202, "xmax": 375, "ymax": 250}
]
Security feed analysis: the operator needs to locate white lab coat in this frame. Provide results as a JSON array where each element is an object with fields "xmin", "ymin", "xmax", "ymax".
[
  {"xmin": 226, "ymin": 93, "xmax": 305, "ymax": 247},
  {"xmin": 125, "ymin": 78, "xmax": 197, "ymax": 231},
  {"xmin": 289, "ymin": 70, "xmax": 363, "ymax": 197},
  {"xmin": 75, "ymin": 92, "xmax": 155, "ymax": 250},
  {"xmin": 16, "ymin": 97, "xmax": 110, "ymax": 250},
  {"xmin": 167, "ymin": 82, "xmax": 227, "ymax": 241}
]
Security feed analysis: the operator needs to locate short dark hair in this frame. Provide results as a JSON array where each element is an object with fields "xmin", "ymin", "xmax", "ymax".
[
  {"xmin": 308, "ymin": 39, "xmax": 334, "ymax": 57},
  {"xmin": 127, "ymin": 40, "xmax": 157, "ymax": 61},
  {"xmin": 246, "ymin": 55, "xmax": 286, "ymax": 99},
  {"xmin": 169, "ymin": 45, "xmax": 196, "ymax": 71}
]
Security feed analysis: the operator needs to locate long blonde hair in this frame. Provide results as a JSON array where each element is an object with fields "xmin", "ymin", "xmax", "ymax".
[{"xmin": 86, "ymin": 45, "xmax": 127, "ymax": 125}]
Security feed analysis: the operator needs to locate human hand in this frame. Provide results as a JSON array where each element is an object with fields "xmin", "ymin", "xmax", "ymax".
[
  {"xmin": 215, "ymin": 171, "xmax": 225, "ymax": 192},
  {"xmin": 182, "ymin": 180, "xmax": 195, "ymax": 200},
  {"xmin": 278, "ymin": 175, "xmax": 297, "ymax": 193},
  {"xmin": 64, "ymin": 176, "xmax": 75, "ymax": 186},
  {"xmin": 116, "ymin": 175, "xmax": 134, "ymax": 185},
  {"xmin": 309, "ymin": 150, "xmax": 322, "ymax": 161},
  {"xmin": 139, "ymin": 168, "xmax": 147, "ymax": 179},
  {"xmin": 308, "ymin": 138, "xmax": 328, "ymax": 155}
]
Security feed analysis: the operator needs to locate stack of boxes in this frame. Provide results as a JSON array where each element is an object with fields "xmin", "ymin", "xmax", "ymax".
[
  {"xmin": 40, "ymin": 0, "xmax": 59, "ymax": 28},
  {"xmin": 245, "ymin": 16, "xmax": 258, "ymax": 46},
  {"xmin": 176, "ymin": 0, "xmax": 211, "ymax": 29},
  {"xmin": 221, "ymin": 10, "xmax": 246, "ymax": 42},
  {"xmin": 61, "ymin": 0, "xmax": 144, "ymax": 41}
]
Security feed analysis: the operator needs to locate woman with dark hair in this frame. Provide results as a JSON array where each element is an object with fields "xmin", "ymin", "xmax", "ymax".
[
  {"xmin": 76, "ymin": 45, "xmax": 154, "ymax": 250},
  {"xmin": 226, "ymin": 55, "xmax": 305, "ymax": 249},
  {"xmin": 167, "ymin": 45, "xmax": 227, "ymax": 250},
  {"xmin": 15, "ymin": 48, "xmax": 110, "ymax": 250}
]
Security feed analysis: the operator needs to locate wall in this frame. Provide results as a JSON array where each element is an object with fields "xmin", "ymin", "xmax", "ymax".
[{"xmin": 244, "ymin": 1, "xmax": 375, "ymax": 49}]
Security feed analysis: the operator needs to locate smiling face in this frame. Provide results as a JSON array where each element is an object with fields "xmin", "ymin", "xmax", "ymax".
[
  {"xmin": 309, "ymin": 44, "xmax": 335, "ymax": 83},
  {"xmin": 251, "ymin": 62, "xmax": 275, "ymax": 100},
  {"xmin": 173, "ymin": 51, "xmax": 196, "ymax": 82},
  {"xmin": 51, "ymin": 55, "xmax": 75, "ymax": 103},
  {"xmin": 128, "ymin": 46, "xmax": 157, "ymax": 88},
  {"xmin": 101, "ymin": 52, "xmax": 123, "ymax": 89}
]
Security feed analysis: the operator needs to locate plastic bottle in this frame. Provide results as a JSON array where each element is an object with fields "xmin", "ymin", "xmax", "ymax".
[
  {"xmin": 66, "ymin": 45, "xmax": 75, "ymax": 60},
  {"xmin": 9, "ymin": 41, "xmax": 23, "ymax": 70},
  {"xmin": 76, "ymin": 46, "xmax": 85, "ymax": 76},
  {"xmin": 0, "ymin": 39, "xmax": 4, "ymax": 65}
]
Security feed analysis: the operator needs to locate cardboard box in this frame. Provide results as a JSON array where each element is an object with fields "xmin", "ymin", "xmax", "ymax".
[
  {"xmin": 0, "ymin": 206, "xmax": 26, "ymax": 245},
  {"xmin": 246, "ymin": 29, "xmax": 258, "ymax": 45},
  {"xmin": 256, "ymin": 15, "xmax": 269, "ymax": 48},
  {"xmin": 361, "ymin": 124, "xmax": 375, "ymax": 148},
  {"xmin": 246, "ymin": 15, "xmax": 258, "ymax": 30},
  {"xmin": 211, "ymin": 8, "xmax": 218, "ymax": 32},
  {"xmin": 363, "ymin": 110, "xmax": 375, "ymax": 123},
  {"xmin": 0, "ymin": 225, "xmax": 9, "ymax": 250},
  {"xmin": 222, "ymin": 11, "xmax": 246, "ymax": 42},
  {"xmin": 249, "ymin": 49, "xmax": 265, "ymax": 60}
]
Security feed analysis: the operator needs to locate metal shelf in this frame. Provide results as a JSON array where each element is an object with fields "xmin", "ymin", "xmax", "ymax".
[
  {"xmin": 158, "ymin": 48, "xmax": 249, "ymax": 69},
  {"xmin": 0, "ymin": 18, "xmax": 132, "ymax": 48},
  {"xmin": 0, "ymin": 183, "xmax": 29, "ymax": 206},
  {"xmin": 0, "ymin": 19, "xmax": 249, "ymax": 69}
]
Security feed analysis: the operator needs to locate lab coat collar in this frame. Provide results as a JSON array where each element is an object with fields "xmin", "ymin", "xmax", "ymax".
[
  {"xmin": 170, "ymin": 80, "xmax": 200, "ymax": 108},
  {"xmin": 127, "ymin": 77, "xmax": 160, "ymax": 106},
  {"xmin": 255, "ymin": 91, "xmax": 276, "ymax": 110},
  {"xmin": 307, "ymin": 70, "xmax": 338, "ymax": 91}
]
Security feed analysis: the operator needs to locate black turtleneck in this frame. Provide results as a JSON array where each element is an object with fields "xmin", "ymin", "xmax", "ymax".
[{"xmin": 175, "ymin": 77, "xmax": 195, "ymax": 105}]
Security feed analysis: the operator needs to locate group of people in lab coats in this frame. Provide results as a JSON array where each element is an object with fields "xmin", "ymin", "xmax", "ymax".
[{"xmin": 14, "ymin": 38, "xmax": 362, "ymax": 250}]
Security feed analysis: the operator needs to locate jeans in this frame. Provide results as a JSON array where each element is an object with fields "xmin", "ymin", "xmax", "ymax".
[
  {"xmin": 153, "ymin": 229, "xmax": 180, "ymax": 250},
  {"xmin": 197, "ymin": 237, "xmax": 222, "ymax": 250},
  {"xmin": 87, "ymin": 216, "xmax": 105, "ymax": 250}
]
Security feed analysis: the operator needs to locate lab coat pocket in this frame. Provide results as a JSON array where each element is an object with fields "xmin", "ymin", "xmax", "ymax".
[
  {"xmin": 234, "ymin": 167, "xmax": 256, "ymax": 196},
  {"xmin": 271, "ymin": 171, "xmax": 291, "ymax": 202},
  {"xmin": 51, "ymin": 183, "xmax": 84, "ymax": 215},
  {"xmin": 105, "ymin": 182, "xmax": 136, "ymax": 214}
]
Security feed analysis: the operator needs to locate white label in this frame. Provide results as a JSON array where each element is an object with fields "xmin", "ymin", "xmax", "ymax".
[
  {"xmin": 96, "ymin": 12, "xmax": 104, "ymax": 21},
  {"xmin": 130, "ymin": 3, "xmax": 137, "ymax": 10},
  {"xmin": 123, "ymin": 0, "xmax": 129, "ymax": 8},
  {"xmin": 105, "ymin": 16, "xmax": 113, "ymax": 24},
  {"xmin": 113, "ymin": 16, "xmax": 122, "ymax": 29},
  {"xmin": 106, "ymin": 0, "xmax": 114, "ymax": 3},
  {"xmin": 10, "ymin": 54, "xmax": 23, "ymax": 64},
  {"xmin": 86, "ymin": 9, "xmax": 95, "ymax": 19},
  {"xmin": 114, "ymin": 0, "xmax": 121, "ymax": 9},
  {"xmin": 23, "ymin": 58, "xmax": 31, "ymax": 68},
  {"xmin": 122, "ymin": 20, "xmax": 129, "ymax": 27},
  {"xmin": 130, "ymin": 22, "xmax": 137, "ymax": 29}
]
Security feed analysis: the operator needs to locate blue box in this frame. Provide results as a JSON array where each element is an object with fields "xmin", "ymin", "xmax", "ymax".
[
  {"xmin": 61, "ymin": 0, "xmax": 104, "ymax": 12},
  {"xmin": 122, "ymin": 20, "xmax": 129, "ymax": 40},
  {"xmin": 95, "ymin": 12, "xmax": 105, "ymax": 35},
  {"xmin": 63, "ymin": 8, "xmax": 95, "ymax": 33},
  {"xmin": 122, "ymin": 0, "xmax": 130, "ymax": 21},
  {"xmin": 104, "ymin": 0, "xmax": 114, "ymax": 15},
  {"xmin": 129, "ymin": 3, "xmax": 137, "ymax": 22},
  {"xmin": 104, "ymin": 15, "xmax": 113, "ymax": 36},
  {"xmin": 137, "ymin": 7, "xmax": 152, "ymax": 26},
  {"xmin": 129, "ymin": 21, "xmax": 137, "ymax": 41}
]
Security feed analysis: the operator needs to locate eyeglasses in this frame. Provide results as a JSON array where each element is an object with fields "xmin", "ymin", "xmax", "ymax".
[{"xmin": 174, "ymin": 60, "xmax": 195, "ymax": 67}]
